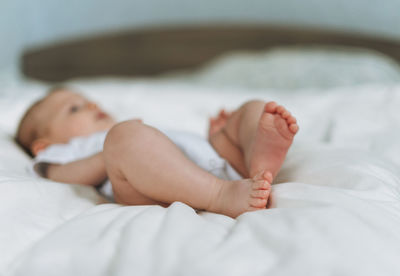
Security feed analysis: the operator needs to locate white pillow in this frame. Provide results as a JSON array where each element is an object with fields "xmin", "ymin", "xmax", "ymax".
[{"xmin": 169, "ymin": 46, "xmax": 400, "ymax": 90}]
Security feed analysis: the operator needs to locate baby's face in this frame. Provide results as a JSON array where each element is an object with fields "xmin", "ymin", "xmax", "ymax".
[{"xmin": 34, "ymin": 89, "xmax": 116, "ymax": 144}]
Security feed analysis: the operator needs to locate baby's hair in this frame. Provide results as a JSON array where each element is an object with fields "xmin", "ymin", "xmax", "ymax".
[{"xmin": 14, "ymin": 85, "xmax": 73, "ymax": 157}]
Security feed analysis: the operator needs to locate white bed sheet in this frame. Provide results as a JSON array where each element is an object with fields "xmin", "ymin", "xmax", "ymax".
[{"xmin": 1, "ymin": 77, "xmax": 400, "ymax": 275}]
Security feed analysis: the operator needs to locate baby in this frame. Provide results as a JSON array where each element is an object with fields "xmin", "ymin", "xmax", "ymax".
[{"xmin": 16, "ymin": 87, "xmax": 299, "ymax": 218}]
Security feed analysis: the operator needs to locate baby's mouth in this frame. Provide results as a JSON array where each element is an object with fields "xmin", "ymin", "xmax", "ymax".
[{"xmin": 97, "ymin": 111, "xmax": 109, "ymax": 120}]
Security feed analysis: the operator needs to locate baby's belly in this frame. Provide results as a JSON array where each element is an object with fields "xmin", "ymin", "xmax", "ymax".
[{"xmin": 160, "ymin": 129, "xmax": 242, "ymax": 180}]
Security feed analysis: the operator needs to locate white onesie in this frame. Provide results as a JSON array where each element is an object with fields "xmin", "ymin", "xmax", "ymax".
[{"xmin": 31, "ymin": 129, "xmax": 242, "ymax": 202}]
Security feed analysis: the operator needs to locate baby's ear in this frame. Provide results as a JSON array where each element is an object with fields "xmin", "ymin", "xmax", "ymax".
[{"xmin": 31, "ymin": 138, "xmax": 51, "ymax": 156}]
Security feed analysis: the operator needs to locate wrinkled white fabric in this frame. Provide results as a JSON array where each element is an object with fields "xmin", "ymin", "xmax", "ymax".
[{"xmin": 5, "ymin": 146, "xmax": 400, "ymax": 276}]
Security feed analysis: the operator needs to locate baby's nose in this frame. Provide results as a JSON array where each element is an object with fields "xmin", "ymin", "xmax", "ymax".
[{"xmin": 87, "ymin": 102, "xmax": 98, "ymax": 110}]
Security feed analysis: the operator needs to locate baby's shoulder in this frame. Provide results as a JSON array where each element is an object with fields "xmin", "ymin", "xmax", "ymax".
[
  {"xmin": 68, "ymin": 131, "xmax": 108, "ymax": 148},
  {"xmin": 36, "ymin": 131, "xmax": 108, "ymax": 165}
]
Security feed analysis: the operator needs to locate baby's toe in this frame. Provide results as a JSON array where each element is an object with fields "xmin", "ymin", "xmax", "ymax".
[
  {"xmin": 265, "ymin": 101, "xmax": 278, "ymax": 113},
  {"xmin": 249, "ymin": 197, "xmax": 268, "ymax": 208},
  {"xmin": 287, "ymin": 116, "xmax": 297, "ymax": 124},
  {"xmin": 252, "ymin": 179, "xmax": 270, "ymax": 190},
  {"xmin": 282, "ymin": 111, "xmax": 291, "ymax": 119},
  {"xmin": 276, "ymin": 105, "xmax": 286, "ymax": 114},
  {"xmin": 263, "ymin": 171, "xmax": 273, "ymax": 183},
  {"xmin": 251, "ymin": 189, "xmax": 269, "ymax": 199},
  {"xmin": 253, "ymin": 170, "xmax": 273, "ymax": 182},
  {"xmin": 289, "ymin": 124, "xmax": 299, "ymax": 134}
]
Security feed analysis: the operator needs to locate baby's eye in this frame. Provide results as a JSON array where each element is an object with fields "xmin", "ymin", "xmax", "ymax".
[{"xmin": 69, "ymin": 105, "xmax": 80, "ymax": 113}]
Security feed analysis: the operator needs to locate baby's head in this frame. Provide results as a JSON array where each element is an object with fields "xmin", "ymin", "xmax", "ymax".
[{"xmin": 16, "ymin": 86, "xmax": 116, "ymax": 157}]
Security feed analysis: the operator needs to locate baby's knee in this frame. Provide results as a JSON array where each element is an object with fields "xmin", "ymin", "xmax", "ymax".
[{"xmin": 104, "ymin": 120, "xmax": 151, "ymax": 156}]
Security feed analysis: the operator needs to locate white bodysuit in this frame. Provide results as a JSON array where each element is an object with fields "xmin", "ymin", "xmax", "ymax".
[{"xmin": 31, "ymin": 130, "xmax": 242, "ymax": 202}]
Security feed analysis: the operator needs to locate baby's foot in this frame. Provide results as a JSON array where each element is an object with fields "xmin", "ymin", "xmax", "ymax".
[
  {"xmin": 208, "ymin": 109, "xmax": 232, "ymax": 138},
  {"xmin": 249, "ymin": 102, "xmax": 299, "ymax": 179},
  {"xmin": 208, "ymin": 171, "xmax": 272, "ymax": 218}
]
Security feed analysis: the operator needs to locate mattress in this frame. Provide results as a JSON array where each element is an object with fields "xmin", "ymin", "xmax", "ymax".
[{"xmin": 1, "ymin": 47, "xmax": 400, "ymax": 275}]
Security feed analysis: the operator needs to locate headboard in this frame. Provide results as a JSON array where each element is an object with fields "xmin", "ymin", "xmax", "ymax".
[{"xmin": 21, "ymin": 25, "xmax": 400, "ymax": 82}]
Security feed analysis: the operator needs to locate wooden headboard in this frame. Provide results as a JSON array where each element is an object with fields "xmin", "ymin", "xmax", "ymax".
[{"xmin": 21, "ymin": 25, "xmax": 400, "ymax": 82}]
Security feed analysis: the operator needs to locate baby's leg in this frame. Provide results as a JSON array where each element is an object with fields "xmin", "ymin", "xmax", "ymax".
[
  {"xmin": 103, "ymin": 120, "xmax": 272, "ymax": 218},
  {"xmin": 210, "ymin": 100, "xmax": 298, "ymax": 179}
]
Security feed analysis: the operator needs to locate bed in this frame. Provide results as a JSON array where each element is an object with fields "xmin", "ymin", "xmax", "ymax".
[{"xmin": 2, "ymin": 25, "xmax": 400, "ymax": 276}]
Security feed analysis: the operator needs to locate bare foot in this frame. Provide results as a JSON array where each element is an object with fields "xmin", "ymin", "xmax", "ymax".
[
  {"xmin": 248, "ymin": 102, "xmax": 299, "ymax": 179},
  {"xmin": 208, "ymin": 109, "xmax": 232, "ymax": 138},
  {"xmin": 208, "ymin": 170, "xmax": 272, "ymax": 218}
]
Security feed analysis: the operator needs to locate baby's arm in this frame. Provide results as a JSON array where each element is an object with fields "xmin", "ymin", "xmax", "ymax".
[{"xmin": 39, "ymin": 152, "xmax": 107, "ymax": 186}]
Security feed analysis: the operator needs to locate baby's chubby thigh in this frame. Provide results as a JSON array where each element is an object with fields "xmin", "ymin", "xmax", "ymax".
[{"xmin": 102, "ymin": 120, "xmax": 163, "ymax": 205}]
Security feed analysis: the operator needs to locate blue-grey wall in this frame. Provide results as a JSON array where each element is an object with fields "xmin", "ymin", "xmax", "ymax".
[{"xmin": 1, "ymin": 0, "xmax": 400, "ymax": 72}]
